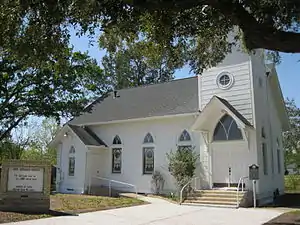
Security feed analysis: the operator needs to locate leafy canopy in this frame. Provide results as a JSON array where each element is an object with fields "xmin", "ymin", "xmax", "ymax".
[
  {"xmin": 0, "ymin": 51, "xmax": 110, "ymax": 141},
  {"xmin": 99, "ymin": 27, "xmax": 186, "ymax": 88},
  {"xmin": 2, "ymin": 0, "xmax": 300, "ymax": 75}
]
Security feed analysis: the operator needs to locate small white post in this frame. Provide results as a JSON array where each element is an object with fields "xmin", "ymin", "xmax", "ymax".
[
  {"xmin": 253, "ymin": 180, "xmax": 257, "ymax": 208},
  {"xmin": 109, "ymin": 180, "xmax": 112, "ymax": 197}
]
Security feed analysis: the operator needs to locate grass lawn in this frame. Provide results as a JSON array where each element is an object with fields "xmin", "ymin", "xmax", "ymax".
[{"xmin": 0, "ymin": 194, "xmax": 145, "ymax": 224}]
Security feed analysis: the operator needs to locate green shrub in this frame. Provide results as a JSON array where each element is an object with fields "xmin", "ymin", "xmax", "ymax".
[{"xmin": 166, "ymin": 146, "xmax": 199, "ymax": 192}]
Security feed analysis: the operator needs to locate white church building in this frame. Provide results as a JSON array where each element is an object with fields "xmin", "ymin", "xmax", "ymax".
[{"xmin": 50, "ymin": 48, "xmax": 289, "ymax": 206}]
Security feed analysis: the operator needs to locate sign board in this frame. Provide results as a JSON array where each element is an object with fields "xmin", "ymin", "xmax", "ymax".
[
  {"xmin": 249, "ymin": 164, "xmax": 259, "ymax": 180},
  {"xmin": 7, "ymin": 167, "xmax": 44, "ymax": 192}
]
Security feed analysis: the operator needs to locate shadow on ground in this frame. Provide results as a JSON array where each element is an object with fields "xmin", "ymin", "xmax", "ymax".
[
  {"xmin": 263, "ymin": 193, "xmax": 300, "ymax": 225},
  {"xmin": 0, "ymin": 210, "xmax": 77, "ymax": 224}
]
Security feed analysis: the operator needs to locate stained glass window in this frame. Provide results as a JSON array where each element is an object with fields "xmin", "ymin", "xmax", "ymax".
[
  {"xmin": 143, "ymin": 147, "xmax": 154, "ymax": 174},
  {"xmin": 112, "ymin": 148, "xmax": 122, "ymax": 173},
  {"xmin": 213, "ymin": 114, "xmax": 243, "ymax": 141}
]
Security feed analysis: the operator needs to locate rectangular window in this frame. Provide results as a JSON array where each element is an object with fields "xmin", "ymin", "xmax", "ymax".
[
  {"xmin": 68, "ymin": 157, "xmax": 75, "ymax": 176},
  {"xmin": 143, "ymin": 147, "xmax": 154, "ymax": 174},
  {"xmin": 112, "ymin": 148, "xmax": 122, "ymax": 173},
  {"xmin": 262, "ymin": 143, "xmax": 268, "ymax": 175},
  {"xmin": 178, "ymin": 145, "xmax": 192, "ymax": 152},
  {"xmin": 277, "ymin": 149, "xmax": 281, "ymax": 173}
]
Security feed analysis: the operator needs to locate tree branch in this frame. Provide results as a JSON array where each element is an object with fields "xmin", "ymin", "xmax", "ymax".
[
  {"xmin": 129, "ymin": 0, "xmax": 300, "ymax": 53},
  {"xmin": 0, "ymin": 114, "xmax": 28, "ymax": 141}
]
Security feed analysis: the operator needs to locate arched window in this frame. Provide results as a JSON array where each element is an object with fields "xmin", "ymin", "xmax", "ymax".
[
  {"xmin": 143, "ymin": 133, "xmax": 154, "ymax": 144},
  {"xmin": 143, "ymin": 133, "xmax": 154, "ymax": 174},
  {"xmin": 179, "ymin": 130, "xmax": 191, "ymax": 142},
  {"xmin": 113, "ymin": 135, "xmax": 122, "ymax": 145},
  {"xmin": 112, "ymin": 135, "xmax": 122, "ymax": 173},
  {"xmin": 213, "ymin": 114, "xmax": 243, "ymax": 141},
  {"xmin": 68, "ymin": 146, "xmax": 75, "ymax": 176},
  {"xmin": 69, "ymin": 146, "xmax": 75, "ymax": 154},
  {"xmin": 178, "ymin": 130, "xmax": 192, "ymax": 151},
  {"xmin": 261, "ymin": 127, "xmax": 266, "ymax": 138}
]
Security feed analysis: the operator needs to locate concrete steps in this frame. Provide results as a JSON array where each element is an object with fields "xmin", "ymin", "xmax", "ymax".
[{"xmin": 182, "ymin": 189, "xmax": 246, "ymax": 208}]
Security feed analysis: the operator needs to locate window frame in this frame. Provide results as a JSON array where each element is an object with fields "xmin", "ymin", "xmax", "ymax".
[
  {"xmin": 143, "ymin": 133, "xmax": 154, "ymax": 144},
  {"xmin": 142, "ymin": 133, "xmax": 155, "ymax": 175},
  {"xmin": 178, "ymin": 130, "xmax": 193, "ymax": 152},
  {"xmin": 68, "ymin": 146, "xmax": 76, "ymax": 177},
  {"xmin": 113, "ymin": 135, "xmax": 122, "ymax": 145},
  {"xmin": 111, "ymin": 135, "xmax": 123, "ymax": 174},
  {"xmin": 143, "ymin": 147, "xmax": 154, "ymax": 175},
  {"xmin": 212, "ymin": 114, "xmax": 243, "ymax": 141},
  {"xmin": 216, "ymin": 72, "xmax": 234, "ymax": 90},
  {"xmin": 112, "ymin": 148, "xmax": 122, "ymax": 174}
]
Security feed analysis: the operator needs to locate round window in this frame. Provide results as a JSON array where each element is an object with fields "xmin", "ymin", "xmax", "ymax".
[{"xmin": 216, "ymin": 72, "xmax": 234, "ymax": 89}]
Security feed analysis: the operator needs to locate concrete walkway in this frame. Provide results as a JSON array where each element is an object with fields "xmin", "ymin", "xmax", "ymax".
[{"xmin": 4, "ymin": 196, "xmax": 285, "ymax": 225}]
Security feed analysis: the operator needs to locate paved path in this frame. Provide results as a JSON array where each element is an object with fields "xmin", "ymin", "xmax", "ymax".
[{"xmin": 4, "ymin": 197, "xmax": 284, "ymax": 225}]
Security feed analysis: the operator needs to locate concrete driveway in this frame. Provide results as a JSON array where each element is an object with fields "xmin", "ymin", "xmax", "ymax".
[{"xmin": 4, "ymin": 197, "xmax": 284, "ymax": 225}]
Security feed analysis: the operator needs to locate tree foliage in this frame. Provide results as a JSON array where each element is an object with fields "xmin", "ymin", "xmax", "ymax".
[
  {"xmin": 2, "ymin": 0, "xmax": 300, "ymax": 77},
  {"xmin": 0, "ymin": 117, "xmax": 61, "ymax": 165},
  {"xmin": 99, "ymin": 28, "xmax": 186, "ymax": 88},
  {"xmin": 0, "ymin": 51, "xmax": 110, "ymax": 142},
  {"xmin": 167, "ymin": 146, "xmax": 199, "ymax": 190},
  {"xmin": 283, "ymin": 99, "xmax": 300, "ymax": 170}
]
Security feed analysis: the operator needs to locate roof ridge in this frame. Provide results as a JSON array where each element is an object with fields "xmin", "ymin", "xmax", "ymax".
[{"xmin": 114, "ymin": 76, "xmax": 197, "ymax": 92}]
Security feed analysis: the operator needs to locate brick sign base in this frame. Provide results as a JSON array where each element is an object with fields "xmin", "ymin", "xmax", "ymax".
[{"xmin": 0, "ymin": 160, "xmax": 51, "ymax": 213}]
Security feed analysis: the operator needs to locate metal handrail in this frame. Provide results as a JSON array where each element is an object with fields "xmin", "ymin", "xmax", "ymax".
[
  {"xmin": 90, "ymin": 176, "xmax": 138, "ymax": 198},
  {"xmin": 180, "ymin": 177, "xmax": 199, "ymax": 204},
  {"xmin": 236, "ymin": 176, "xmax": 248, "ymax": 208}
]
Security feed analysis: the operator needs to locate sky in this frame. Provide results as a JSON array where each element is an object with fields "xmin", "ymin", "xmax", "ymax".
[{"xmin": 70, "ymin": 31, "xmax": 300, "ymax": 107}]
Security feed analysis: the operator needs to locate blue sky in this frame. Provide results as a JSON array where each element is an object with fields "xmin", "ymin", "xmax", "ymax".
[{"xmin": 70, "ymin": 32, "xmax": 300, "ymax": 107}]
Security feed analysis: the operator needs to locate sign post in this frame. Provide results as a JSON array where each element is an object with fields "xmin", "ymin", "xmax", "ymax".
[{"xmin": 249, "ymin": 164, "xmax": 259, "ymax": 208}]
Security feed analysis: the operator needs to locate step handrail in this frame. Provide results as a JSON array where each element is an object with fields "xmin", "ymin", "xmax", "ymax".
[
  {"xmin": 180, "ymin": 177, "xmax": 199, "ymax": 204},
  {"xmin": 90, "ymin": 175, "xmax": 138, "ymax": 198},
  {"xmin": 236, "ymin": 176, "xmax": 248, "ymax": 208}
]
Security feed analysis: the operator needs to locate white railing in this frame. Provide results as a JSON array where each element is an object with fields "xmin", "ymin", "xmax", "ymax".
[
  {"xmin": 236, "ymin": 176, "xmax": 248, "ymax": 208},
  {"xmin": 89, "ymin": 176, "xmax": 138, "ymax": 198},
  {"xmin": 180, "ymin": 177, "xmax": 199, "ymax": 204}
]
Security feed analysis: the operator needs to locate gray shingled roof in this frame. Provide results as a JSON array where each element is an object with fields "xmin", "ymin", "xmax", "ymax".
[
  {"xmin": 69, "ymin": 77, "xmax": 199, "ymax": 125},
  {"xmin": 68, "ymin": 125, "xmax": 107, "ymax": 146}
]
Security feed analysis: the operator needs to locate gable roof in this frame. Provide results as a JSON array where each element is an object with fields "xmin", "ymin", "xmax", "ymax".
[
  {"xmin": 215, "ymin": 96, "xmax": 252, "ymax": 127},
  {"xmin": 68, "ymin": 125, "xmax": 107, "ymax": 147},
  {"xmin": 69, "ymin": 77, "xmax": 199, "ymax": 125},
  {"xmin": 191, "ymin": 95, "xmax": 253, "ymax": 132}
]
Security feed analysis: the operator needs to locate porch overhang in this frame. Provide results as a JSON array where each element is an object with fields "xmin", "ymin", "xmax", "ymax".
[
  {"xmin": 49, "ymin": 124, "xmax": 108, "ymax": 149},
  {"xmin": 191, "ymin": 96, "xmax": 253, "ymax": 132}
]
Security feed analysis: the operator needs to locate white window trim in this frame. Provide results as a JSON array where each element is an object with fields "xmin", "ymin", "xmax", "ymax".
[
  {"xmin": 68, "ymin": 147, "xmax": 76, "ymax": 177},
  {"xmin": 216, "ymin": 71, "xmax": 234, "ymax": 90}
]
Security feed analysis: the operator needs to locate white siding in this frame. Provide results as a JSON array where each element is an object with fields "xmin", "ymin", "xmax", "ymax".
[
  {"xmin": 199, "ymin": 60, "xmax": 253, "ymax": 124},
  {"xmin": 88, "ymin": 115, "xmax": 206, "ymax": 193},
  {"xmin": 57, "ymin": 132, "xmax": 88, "ymax": 194},
  {"xmin": 250, "ymin": 51, "xmax": 285, "ymax": 203}
]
